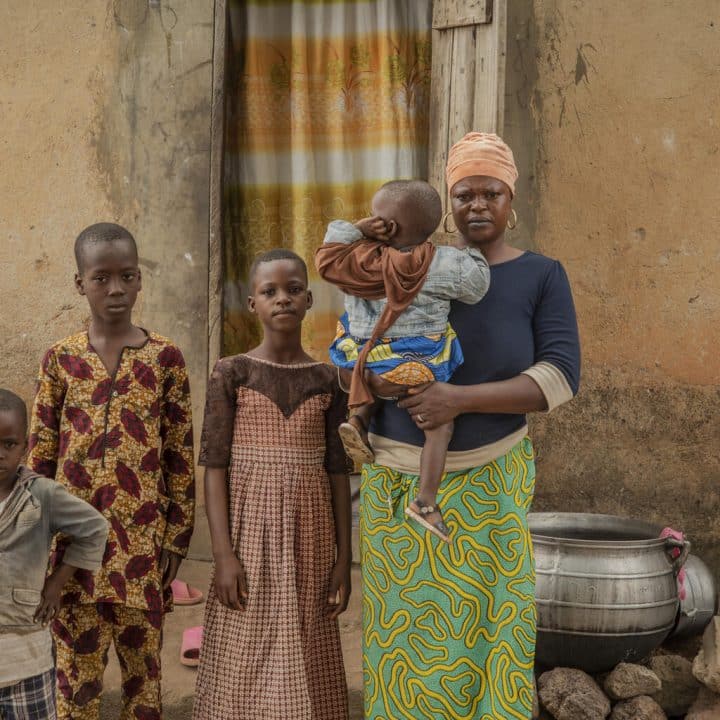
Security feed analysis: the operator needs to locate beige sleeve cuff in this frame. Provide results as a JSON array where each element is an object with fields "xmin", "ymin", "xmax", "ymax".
[{"xmin": 521, "ymin": 361, "xmax": 575, "ymax": 412}]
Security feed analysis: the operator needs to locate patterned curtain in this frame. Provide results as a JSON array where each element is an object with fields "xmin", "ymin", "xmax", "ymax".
[{"xmin": 222, "ymin": 0, "xmax": 433, "ymax": 357}]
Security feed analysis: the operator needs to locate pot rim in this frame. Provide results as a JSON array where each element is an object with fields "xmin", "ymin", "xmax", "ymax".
[{"xmin": 529, "ymin": 511, "xmax": 666, "ymax": 546}]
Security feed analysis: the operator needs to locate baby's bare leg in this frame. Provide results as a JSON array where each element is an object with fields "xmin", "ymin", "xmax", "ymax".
[
  {"xmin": 366, "ymin": 373, "xmax": 408, "ymax": 400},
  {"xmin": 338, "ymin": 368, "xmax": 406, "ymax": 398},
  {"xmin": 338, "ymin": 395, "xmax": 380, "ymax": 466},
  {"xmin": 406, "ymin": 421, "xmax": 454, "ymax": 542},
  {"xmin": 418, "ymin": 421, "xmax": 454, "ymax": 505},
  {"xmin": 338, "ymin": 368, "xmax": 354, "ymax": 393},
  {"xmin": 350, "ymin": 403, "xmax": 373, "ymax": 433}
]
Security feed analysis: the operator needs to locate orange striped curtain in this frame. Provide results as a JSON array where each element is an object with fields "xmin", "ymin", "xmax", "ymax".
[{"xmin": 222, "ymin": 0, "xmax": 432, "ymax": 357}]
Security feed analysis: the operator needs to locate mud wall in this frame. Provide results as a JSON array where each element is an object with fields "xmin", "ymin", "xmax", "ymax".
[
  {"xmin": 505, "ymin": 1, "xmax": 720, "ymax": 570},
  {"xmin": 0, "ymin": 0, "xmax": 214, "ymax": 555}
]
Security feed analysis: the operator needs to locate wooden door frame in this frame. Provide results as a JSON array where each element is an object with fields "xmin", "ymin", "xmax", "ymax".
[
  {"xmin": 208, "ymin": 0, "xmax": 227, "ymax": 371},
  {"xmin": 428, "ymin": 0, "xmax": 507, "ymax": 239}
]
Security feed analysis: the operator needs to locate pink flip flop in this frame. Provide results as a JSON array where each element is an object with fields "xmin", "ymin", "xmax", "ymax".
[
  {"xmin": 180, "ymin": 626, "xmax": 203, "ymax": 667},
  {"xmin": 171, "ymin": 579, "xmax": 204, "ymax": 606}
]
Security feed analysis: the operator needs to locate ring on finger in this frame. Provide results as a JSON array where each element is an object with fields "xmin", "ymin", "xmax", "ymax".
[{"xmin": 417, "ymin": 413, "xmax": 425, "ymax": 423}]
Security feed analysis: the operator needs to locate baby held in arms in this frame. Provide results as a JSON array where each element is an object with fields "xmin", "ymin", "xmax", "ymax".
[{"xmin": 316, "ymin": 180, "xmax": 490, "ymax": 542}]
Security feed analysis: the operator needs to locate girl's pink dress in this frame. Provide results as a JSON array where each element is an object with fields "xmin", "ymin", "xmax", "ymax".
[{"xmin": 193, "ymin": 355, "xmax": 349, "ymax": 720}]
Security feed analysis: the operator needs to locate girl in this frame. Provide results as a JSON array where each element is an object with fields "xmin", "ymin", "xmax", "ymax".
[{"xmin": 193, "ymin": 249, "xmax": 351, "ymax": 720}]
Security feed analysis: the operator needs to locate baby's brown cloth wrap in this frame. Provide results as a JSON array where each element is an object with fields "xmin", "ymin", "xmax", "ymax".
[{"xmin": 315, "ymin": 238, "xmax": 436, "ymax": 408}]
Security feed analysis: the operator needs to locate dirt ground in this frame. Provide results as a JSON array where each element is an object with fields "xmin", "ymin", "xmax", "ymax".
[{"xmin": 99, "ymin": 560, "xmax": 364, "ymax": 720}]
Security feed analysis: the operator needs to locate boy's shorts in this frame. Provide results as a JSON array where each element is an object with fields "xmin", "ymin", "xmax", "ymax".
[
  {"xmin": 329, "ymin": 313, "xmax": 464, "ymax": 386},
  {"xmin": 0, "ymin": 668, "xmax": 56, "ymax": 720}
]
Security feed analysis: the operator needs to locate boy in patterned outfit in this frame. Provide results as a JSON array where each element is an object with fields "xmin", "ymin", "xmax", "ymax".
[{"xmin": 28, "ymin": 223, "xmax": 195, "ymax": 720}]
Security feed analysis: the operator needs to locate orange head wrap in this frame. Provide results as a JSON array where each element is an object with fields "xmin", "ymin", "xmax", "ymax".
[{"xmin": 445, "ymin": 132, "xmax": 518, "ymax": 196}]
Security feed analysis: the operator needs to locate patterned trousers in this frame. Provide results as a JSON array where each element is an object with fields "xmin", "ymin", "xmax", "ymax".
[
  {"xmin": 0, "ymin": 669, "xmax": 56, "ymax": 720},
  {"xmin": 53, "ymin": 603, "xmax": 163, "ymax": 720}
]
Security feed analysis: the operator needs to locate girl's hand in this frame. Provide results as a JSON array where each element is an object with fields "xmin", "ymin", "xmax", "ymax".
[
  {"xmin": 214, "ymin": 551, "xmax": 248, "ymax": 611},
  {"xmin": 327, "ymin": 558, "xmax": 351, "ymax": 620},
  {"xmin": 397, "ymin": 382, "xmax": 463, "ymax": 429}
]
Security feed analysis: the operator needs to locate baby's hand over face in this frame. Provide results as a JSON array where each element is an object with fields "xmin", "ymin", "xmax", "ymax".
[{"xmin": 355, "ymin": 215, "xmax": 396, "ymax": 243}]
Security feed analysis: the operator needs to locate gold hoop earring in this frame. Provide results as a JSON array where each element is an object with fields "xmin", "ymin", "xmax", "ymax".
[
  {"xmin": 506, "ymin": 209, "xmax": 518, "ymax": 230},
  {"xmin": 442, "ymin": 211, "xmax": 457, "ymax": 234}
]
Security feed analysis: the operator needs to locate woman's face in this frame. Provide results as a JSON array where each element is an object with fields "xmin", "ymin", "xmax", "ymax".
[{"xmin": 450, "ymin": 175, "xmax": 512, "ymax": 247}]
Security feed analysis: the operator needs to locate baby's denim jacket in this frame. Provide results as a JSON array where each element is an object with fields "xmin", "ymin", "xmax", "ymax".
[{"xmin": 324, "ymin": 220, "xmax": 491, "ymax": 338}]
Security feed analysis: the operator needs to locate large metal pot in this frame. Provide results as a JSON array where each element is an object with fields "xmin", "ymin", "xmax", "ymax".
[
  {"xmin": 668, "ymin": 554, "xmax": 718, "ymax": 639},
  {"xmin": 530, "ymin": 512, "xmax": 689, "ymax": 673}
]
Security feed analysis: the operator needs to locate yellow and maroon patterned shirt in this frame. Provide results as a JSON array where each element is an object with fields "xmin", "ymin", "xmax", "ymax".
[{"xmin": 28, "ymin": 330, "xmax": 195, "ymax": 611}]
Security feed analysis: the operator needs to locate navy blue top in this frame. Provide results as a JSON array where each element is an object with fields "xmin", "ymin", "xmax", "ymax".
[{"xmin": 371, "ymin": 251, "xmax": 581, "ymax": 452}]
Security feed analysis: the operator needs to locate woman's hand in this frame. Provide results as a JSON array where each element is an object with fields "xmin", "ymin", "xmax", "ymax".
[
  {"xmin": 397, "ymin": 382, "xmax": 463, "ymax": 429},
  {"xmin": 327, "ymin": 558, "xmax": 351, "ymax": 620},
  {"xmin": 214, "ymin": 550, "xmax": 248, "ymax": 611}
]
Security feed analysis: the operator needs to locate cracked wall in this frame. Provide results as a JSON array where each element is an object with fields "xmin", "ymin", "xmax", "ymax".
[{"xmin": 506, "ymin": 1, "xmax": 720, "ymax": 571}]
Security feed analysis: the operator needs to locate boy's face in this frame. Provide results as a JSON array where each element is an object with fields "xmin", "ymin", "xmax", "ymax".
[
  {"xmin": 0, "ymin": 410, "xmax": 27, "ymax": 493},
  {"xmin": 371, "ymin": 190, "xmax": 421, "ymax": 249},
  {"xmin": 248, "ymin": 259, "xmax": 313, "ymax": 331},
  {"xmin": 75, "ymin": 239, "xmax": 142, "ymax": 323}
]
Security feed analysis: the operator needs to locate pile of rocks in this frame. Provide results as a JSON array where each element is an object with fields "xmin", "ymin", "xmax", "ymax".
[{"xmin": 534, "ymin": 618, "xmax": 720, "ymax": 720}]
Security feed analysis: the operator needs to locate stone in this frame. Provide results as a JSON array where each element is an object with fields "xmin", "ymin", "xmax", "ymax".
[
  {"xmin": 686, "ymin": 686, "xmax": 720, "ymax": 719},
  {"xmin": 604, "ymin": 662, "xmax": 662, "ymax": 700},
  {"xmin": 609, "ymin": 695, "xmax": 667, "ymax": 720},
  {"xmin": 649, "ymin": 653, "xmax": 702, "ymax": 716},
  {"xmin": 693, "ymin": 616, "xmax": 720, "ymax": 693},
  {"xmin": 538, "ymin": 667, "xmax": 611, "ymax": 720}
]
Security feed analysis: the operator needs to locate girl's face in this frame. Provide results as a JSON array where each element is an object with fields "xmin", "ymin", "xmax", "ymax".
[
  {"xmin": 247, "ymin": 259, "xmax": 313, "ymax": 331},
  {"xmin": 450, "ymin": 175, "xmax": 512, "ymax": 247}
]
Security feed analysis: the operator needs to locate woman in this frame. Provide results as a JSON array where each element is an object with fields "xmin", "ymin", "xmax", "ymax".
[{"xmin": 361, "ymin": 132, "xmax": 580, "ymax": 719}]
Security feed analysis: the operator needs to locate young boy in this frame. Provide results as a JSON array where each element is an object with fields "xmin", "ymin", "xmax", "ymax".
[
  {"xmin": 28, "ymin": 223, "xmax": 195, "ymax": 720},
  {"xmin": 316, "ymin": 180, "xmax": 490, "ymax": 543},
  {"xmin": 0, "ymin": 388, "xmax": 108, "ymax": 720}
]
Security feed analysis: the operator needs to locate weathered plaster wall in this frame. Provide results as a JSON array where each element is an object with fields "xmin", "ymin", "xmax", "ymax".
[
  {"xmin": 1, "ymin": 1, "xmax": 114, "ymax": 394},
  {"xmin": 0, "ymin": 0, "xmax": 214, "ymax": 556},
  {"xmin": 506, "ymin": 2, "xmax": 720, "ymax": 569}
]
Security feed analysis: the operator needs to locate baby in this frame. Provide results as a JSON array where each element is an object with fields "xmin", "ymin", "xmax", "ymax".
[{"xmin": 315, "ymin": 180, "xmax": 490, "ymax": 542}]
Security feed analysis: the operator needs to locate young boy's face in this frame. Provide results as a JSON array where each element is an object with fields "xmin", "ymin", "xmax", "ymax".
[
  {"xmin": 248, "ymin": 259, "xmax": 313, "ymax": 331},
  {"xmin": 0, "ymin": 410, "xmax": 27, "ymax": 494},
  {"xmin": 75, "ymin": 239, "xmax": 142, "ymax": 324}
]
